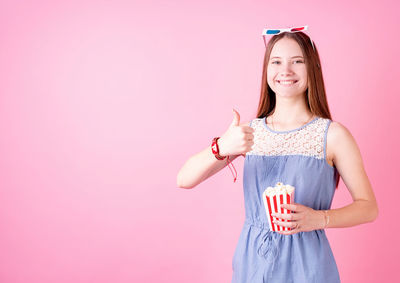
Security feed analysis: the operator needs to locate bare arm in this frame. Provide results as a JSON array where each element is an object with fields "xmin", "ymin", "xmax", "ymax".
[
  {"xmin": 177, "ymin": 110, "xmax": 254, "ymax": 189},
  {"xmin": 325, "ymin": 121, "xmax": 379, "ymax": 228},
  {"xmin": 176, "ymin": 147, "xmax": 241, "ymax": 189}
]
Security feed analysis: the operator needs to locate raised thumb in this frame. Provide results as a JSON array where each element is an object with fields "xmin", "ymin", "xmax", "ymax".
[{"xmin": 231, "ymin": 108, "xmax": 240, "ymax": 127}]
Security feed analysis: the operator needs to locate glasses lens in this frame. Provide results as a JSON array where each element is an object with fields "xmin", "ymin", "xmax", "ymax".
[
  {"xmin": 266, "ymin": 29, "xmax": 281, "ymax": 35},
  {"xmin": 290, "ymin": 27, "xmax": 305, "ymax": 32}
]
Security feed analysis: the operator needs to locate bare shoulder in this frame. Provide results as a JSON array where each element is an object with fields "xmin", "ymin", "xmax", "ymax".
[
  {"xmin": 326, "ymin": 121, "xmax": 359, "ymax": 166},
  {"xmin": 327, "ymin": 121, "xmax": 354, "ymax": 143}
]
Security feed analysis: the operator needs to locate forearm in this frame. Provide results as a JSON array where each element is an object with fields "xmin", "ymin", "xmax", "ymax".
[
  {"xmin": 177, "ymin": 145, "xmax": 238, "ymax": 189},
  {"xmin": 324, "ymin": 199, "xmax": 378, "ymax": 228}
]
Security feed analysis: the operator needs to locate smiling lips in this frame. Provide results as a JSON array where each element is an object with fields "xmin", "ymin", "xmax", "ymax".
[{"xmin": 276, "ymin": 80, "xmax": 298, "ymax": 86}]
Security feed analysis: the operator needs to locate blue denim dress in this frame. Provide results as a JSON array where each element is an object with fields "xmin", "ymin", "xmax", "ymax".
[{"xmin": 231, "ymin": 117, "xmax": 341, "ymax": 283}]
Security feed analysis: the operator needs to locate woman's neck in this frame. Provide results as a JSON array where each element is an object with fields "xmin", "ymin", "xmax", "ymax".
[{"xmin": 270, "ymin": 94, "xmax": 313, "ymax": 123}]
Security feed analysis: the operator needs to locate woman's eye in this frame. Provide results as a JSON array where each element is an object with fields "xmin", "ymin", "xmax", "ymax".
[{"xmin": 271, "ymin": 60, "xmax": 304, "ymax": 65}]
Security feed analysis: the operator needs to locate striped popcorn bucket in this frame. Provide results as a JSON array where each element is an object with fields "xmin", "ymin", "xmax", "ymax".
[{"xmin": 262, "ymin": 182, "xmax": 295, "ymax": 232}]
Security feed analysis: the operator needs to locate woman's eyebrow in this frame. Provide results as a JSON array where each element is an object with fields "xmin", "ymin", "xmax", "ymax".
[{"xmin": 270, "ymin": 56, "xmax": 304, "ymax": 59}]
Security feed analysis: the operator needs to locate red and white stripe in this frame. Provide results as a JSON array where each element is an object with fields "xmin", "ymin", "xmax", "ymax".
[{"xmin": 263, "ymin": 191, "xmax": 294, "ymax": 232}]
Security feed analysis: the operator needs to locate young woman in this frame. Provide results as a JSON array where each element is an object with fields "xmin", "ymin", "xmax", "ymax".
[{"xmin": 177, "ymin": 27, "xmax": 378, "ymax": 283}]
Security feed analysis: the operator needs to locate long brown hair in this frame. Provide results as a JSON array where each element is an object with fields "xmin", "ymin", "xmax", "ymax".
[{"xmin": 256, "ymin": 31, "xmax": 340, "ymax": 189}]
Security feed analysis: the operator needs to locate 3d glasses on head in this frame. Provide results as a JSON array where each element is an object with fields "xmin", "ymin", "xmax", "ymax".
[{"xmin": 262, "ymin": 25, "xmax": 315, "ymax": 51}]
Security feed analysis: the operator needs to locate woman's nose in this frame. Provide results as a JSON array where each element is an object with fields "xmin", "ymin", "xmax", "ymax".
[{"xmin": 280, "ymin": 63, "xmax": 294, "ymax": 74}]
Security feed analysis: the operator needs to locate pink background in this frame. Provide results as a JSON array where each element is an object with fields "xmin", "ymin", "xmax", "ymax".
[{"xmin": 0, "ymin": 0, "xmax": 398, "ymax": 282}]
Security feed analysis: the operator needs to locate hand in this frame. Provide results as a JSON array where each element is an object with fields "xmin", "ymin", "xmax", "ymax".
[
  {"xmin": 271, "ymin": 203, "xmax": 325, "ymax": 235},
  {"xmin": 218, "ymin": 109, "xmax": 255, "ymax": 158}
]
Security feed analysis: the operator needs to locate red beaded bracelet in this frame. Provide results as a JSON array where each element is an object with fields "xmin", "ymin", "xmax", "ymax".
[{"xmin": 211, "ymin": 137, "xmax": 237, "ymax": 182}]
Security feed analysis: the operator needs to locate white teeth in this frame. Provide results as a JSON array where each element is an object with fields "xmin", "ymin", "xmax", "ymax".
[{"xmin": 278, "ymin": 80, "xmax": 297, "ymax": 85}]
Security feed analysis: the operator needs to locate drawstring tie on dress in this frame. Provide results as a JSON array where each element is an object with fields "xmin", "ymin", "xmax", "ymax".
[{"xmin": 257, "ymin": 230, "xmax": 280, "ymax": 276}]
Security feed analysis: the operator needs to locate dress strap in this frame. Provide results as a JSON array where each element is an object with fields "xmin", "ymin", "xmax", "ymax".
[{"xmin": 324, "ymin": 119, "xmax": 332, "ymax": 161}]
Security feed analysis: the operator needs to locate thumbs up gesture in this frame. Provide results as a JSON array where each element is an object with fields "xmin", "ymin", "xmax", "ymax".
[{"xmin": 218, "ymin": 109, "xmax": 255, "ymax": 158}]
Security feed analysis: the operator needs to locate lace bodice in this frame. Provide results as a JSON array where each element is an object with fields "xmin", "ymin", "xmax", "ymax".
[{"xmin": 247, "ymin": 117, "xmax": 330, "ymax": 160}]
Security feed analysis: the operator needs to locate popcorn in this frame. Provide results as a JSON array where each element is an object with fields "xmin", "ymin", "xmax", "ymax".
[{"xmin": 262, "ymin": 182, "xmax": 295, "ymax": 232}]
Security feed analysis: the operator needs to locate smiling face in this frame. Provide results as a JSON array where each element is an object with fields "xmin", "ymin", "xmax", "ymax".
[{"xmin": 267, "ymin": 37, "xmax": 308, "ymax": 98}]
